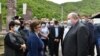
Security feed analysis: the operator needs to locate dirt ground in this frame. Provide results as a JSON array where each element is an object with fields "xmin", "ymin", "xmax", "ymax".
[
  {"xmin": 0, "ymin": 37, "xmax": 4, "ymax": 56},
  {"xmin": 0, "ymin": 46, "xmax": 4, "ymax": 56}
]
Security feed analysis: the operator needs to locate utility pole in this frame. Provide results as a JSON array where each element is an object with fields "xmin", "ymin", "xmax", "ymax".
[
  {"xmin": 23, "ymin": 3, "xmax": 32, "ymax": 20},
  {"xmin": 61, "ymin": 5, "xmax": 63, "ymax": 22},
  {"xmin": 0, "ymin": 3, "xmax": 2, "ymax": 31},
  {"xmin": 6, "ymin": 0, "xmax": 16, "ymax": 31}
]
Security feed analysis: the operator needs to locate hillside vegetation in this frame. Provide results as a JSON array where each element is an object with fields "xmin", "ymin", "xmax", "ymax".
[{"xmin": 0, "ymin": 0, "xmax": 100, "ymax": 22}]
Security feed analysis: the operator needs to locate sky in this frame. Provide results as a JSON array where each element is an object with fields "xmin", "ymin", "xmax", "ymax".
[{"xmin": 47, "ymin": 0, "xmax": 82, "ymax": 4}]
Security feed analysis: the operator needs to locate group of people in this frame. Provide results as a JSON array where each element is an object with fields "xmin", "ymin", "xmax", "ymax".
[{"xmin": 4, "ymin": 12, "xmax": 100, "ymax": 56}]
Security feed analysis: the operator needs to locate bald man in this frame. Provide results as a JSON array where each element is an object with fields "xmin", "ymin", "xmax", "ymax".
[{"xmin": 62, "ymin": 12, "xmax": 89, "ymax": 56}]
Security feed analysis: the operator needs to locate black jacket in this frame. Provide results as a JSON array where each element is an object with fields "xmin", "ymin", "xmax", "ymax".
[
  {"xmin": 4, "ymin": 32, "xmax": 25, "ymax": 56},
  {"xmin": 63, "ymin": 21, "xmax": 89, "ymax": 56},
  {"xmin": 49, "ymin": 26, "xmax": 62, "ymax": 40}
]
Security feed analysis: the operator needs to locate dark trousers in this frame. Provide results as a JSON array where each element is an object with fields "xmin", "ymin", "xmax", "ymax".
[
  {"xmin": 88, "ymin": 41, "xmax": 95, "ymax": 56},
  {"xmin": 95, "ymin": 38, "xmax": 100, "ymax": 56},
  {"xmin": 54, "ymin": 41, "xmax": 59, "ymax": 56},
  {"xmin": 48, "ymin": 40, "xmax": 59, "ymax": 56},
  {"xmin": 42, "ymin": 39, "xmax": 48, "ymax": 55},
  {"xmin": 48, "ymin": 40, "xmax": 54, "ymax": 56},
  {"xmin": 88, "ymin": 45, "xmax": 95, "ymax": 56},
  {"xmin": 96, "ymin": 42, "xmax": 100, "ymax": 56}
]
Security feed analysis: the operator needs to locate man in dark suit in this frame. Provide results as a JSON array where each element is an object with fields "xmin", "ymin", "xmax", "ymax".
[
  {"xmin": 94, "ymin": 24, "xmax": 100, "ymax": 56},
  {"xmin": 48, "ymin": 21, "xmax": 62, "ymax": 56},
  {"xmin": 81, "ymin": 16, "xmax": 95, "ymax": 56},
  {"xmin": 63, "ymin": 12, "xmax": 89, "ymax": 56}
]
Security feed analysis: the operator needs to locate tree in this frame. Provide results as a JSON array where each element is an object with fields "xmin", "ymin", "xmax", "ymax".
[{"xmin": 6, "ymin": 0, "xmax": 16, "ymax": 31}]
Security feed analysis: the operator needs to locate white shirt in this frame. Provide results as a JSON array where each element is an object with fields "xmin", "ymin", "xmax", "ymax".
[
  {"xmin": 55, "ymin": 27, "xmax": 59, "ymax": 37},
  {"xmin": 63, "ymin": 26, "xmax": 71, "ymax": 40},
  {"xmin": 40, "ymin": 27, "xmax": 49, "ymax": 39},
  {"xmin": 35, "ymin": 32, "xmax": 40, "ymax": 38}
]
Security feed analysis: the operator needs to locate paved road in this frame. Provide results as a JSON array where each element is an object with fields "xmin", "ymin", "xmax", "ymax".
[{"xmin": 0, "ymin": 45, "xmax": 98, "ymax": 56}]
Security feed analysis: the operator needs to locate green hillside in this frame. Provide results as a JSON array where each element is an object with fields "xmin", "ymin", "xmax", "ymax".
[{"xmin": 0, "ymin": 0, "xmax": 100, "ymax": 22}]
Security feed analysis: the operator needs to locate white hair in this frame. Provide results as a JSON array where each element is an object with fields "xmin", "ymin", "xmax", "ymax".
[{"xmin": 68, "ymin": 12, "xmax": 79, "ymax": 19}]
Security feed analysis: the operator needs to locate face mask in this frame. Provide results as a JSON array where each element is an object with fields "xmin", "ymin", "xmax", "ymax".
[
  {"xmin": 25, "ymin": 26, "xmax": 30, "ymax": 30},
  {"xmin": 67, "ymin": 20, "xmax": 72, "ymax": 26},
  {"xmin": 14, "ymin": 26, "xmax": 20, "ymax": 32},
  {"xmin": 41, "ymin": 24, "xmax": 46, "ymax": 27},
  {"xmin": 64, "ymin": 24, "xmax": 67, "ymax": 28},
  {"xmin": 50, "ymin": 23, "xmax": 54, "ymax": 26},
  {"xmin": 79, "ymin": 19, "xmax": 82, "ymax": 22},
  {"xmin": 81, "ymin": 19, "xmax": 87, "ymax": 23}
]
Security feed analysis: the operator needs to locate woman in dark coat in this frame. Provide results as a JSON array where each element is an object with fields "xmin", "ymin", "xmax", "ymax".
[
  {"xmin": 4, "ymin": 21, "xmax": 26, "ymax": 56},
  {"xmin": 27, "ymin": 20, "xmax": 44, "ymax": 56}
]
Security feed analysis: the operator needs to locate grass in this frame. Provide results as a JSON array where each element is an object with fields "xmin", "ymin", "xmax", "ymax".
[{"xmin": 0, "ymin": 36, "xmax": 4, "ymax": 56}]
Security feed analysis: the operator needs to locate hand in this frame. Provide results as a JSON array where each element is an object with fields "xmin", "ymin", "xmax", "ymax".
[
  {"xmin": 54, "ymin": 39, "xmax": 59, "ymax": 42},
  {"xmin": 43, "ymin": 35, "xmax": 48, "ymax": 39},
  {"xmin": 20, "ymin": 44, "xmax": 26, "ymax": 52},
  {"xmin": 21, "ymin": 44, "xmax": 26, "ymax": 48}
]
